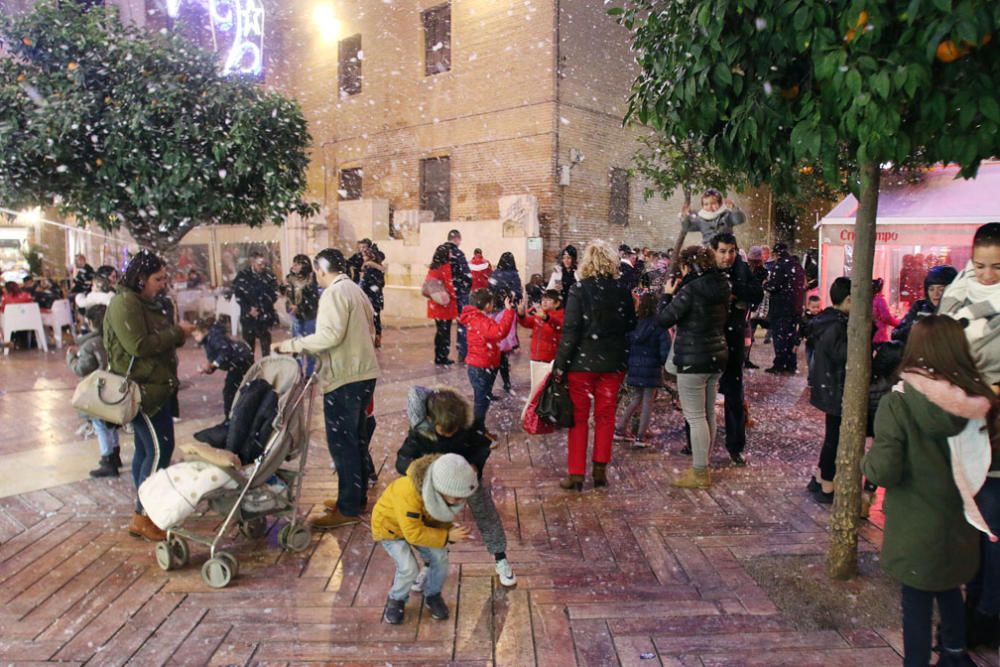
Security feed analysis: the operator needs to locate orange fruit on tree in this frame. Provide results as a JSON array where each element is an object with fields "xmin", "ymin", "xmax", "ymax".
[
  {"xmin": 800, "ymin": 166, "xmax": 814, "ymax": 175},
  {"xmin": 983, "ymin": 33, "xmax": 993, "ymax": 46},
  {"xmin": 855, "ymin": 11, "xmax": 868, "ymax": 29},
  {"xmin": 22, "ymin": 37, "xmax": 31, "ymax": 45},
  {"xmin": 936, "ymin": 40, "xmax": 963, "ymax": 63},
  {"xmin": 780, "ymin": 85, "xmax": 800, "ymax": 99},
  {"xmin": 845, "ymin": 27, "xmax": 857, "ymax": 42}
]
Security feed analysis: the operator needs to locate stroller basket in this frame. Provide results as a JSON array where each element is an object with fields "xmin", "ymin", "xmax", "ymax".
[{"xmin": 150, "ymin": 355, "xmax": 319, "ymax": 588}]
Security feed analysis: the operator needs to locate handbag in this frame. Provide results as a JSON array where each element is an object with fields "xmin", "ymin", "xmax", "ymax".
[
  {"xmin": 71, "ymin": 356, "xmax": 141, "ymax": 425},
  {"xmin": 522, "ymin": 376, "xmax": 556, "ymax": 435},
  {"xmin": 535, "ymin": 372, "xmax": 574, "ymax": 429},
  {"xmin": 421, "ymin": 278, "xmax": 451, "ymax": 307}
]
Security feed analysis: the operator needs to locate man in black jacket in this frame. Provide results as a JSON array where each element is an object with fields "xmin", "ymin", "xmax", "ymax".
[
  {"xmin": 710, "ymin": 234, "xmax": 764, "ymax": 465},
  {"xmin": 232, "ymin": 251, "xmax": 279, "ymax": 358},
  {"xmin": 765, "ymin": 243, "xmax": 807, "ymax": 374},
  {"xmin": 445, "ymin": 230, "xmax": 473, "ymax": 362},
  {"xmin": 807, "ymin": 277, "xmax": 852, "ymax": 503}
]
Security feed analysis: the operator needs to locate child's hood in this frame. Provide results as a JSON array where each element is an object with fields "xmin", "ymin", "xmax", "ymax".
[
  {"xmin": 459, "ymin": 305, "xmax": 487, "ymax": 326},
  {"xmin": 406, "ymin": 454, "xmax": 437, "ymax": 494}
]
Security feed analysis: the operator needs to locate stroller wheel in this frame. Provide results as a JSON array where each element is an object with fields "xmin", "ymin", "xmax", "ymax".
[
  {"xmin": 278, "ymin": 523, "xmax": 312, "ymax": 552},
  {"xmin": 216, "ymin": 551, "xmax": 239, "ymax": 578},
  {"xmin": 154, "ymin": 536, "xmax": 189, "ymax": 571},
  {"xmin": 201, "ymin": 556, "xmax": 234, "ymax": 588},
  {"xmin": 238, "ymin": 517, "xmax": 269, "ymax": 539}
]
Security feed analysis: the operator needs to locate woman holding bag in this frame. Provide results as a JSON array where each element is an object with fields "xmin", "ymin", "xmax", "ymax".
[
  {"xmin": 425, "ymin": 244, "xmax": 458, "ymax": 366},
  {"xmin": 104, "ymin": 250, "xmax": 194, "ymax": 542},
  {"xmin": 552, "ymin": 240, "xmax": 636, "ymax": 491}
]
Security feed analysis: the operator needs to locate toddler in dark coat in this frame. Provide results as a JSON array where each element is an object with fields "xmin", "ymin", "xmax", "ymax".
[
  {"xmin": 193, "ymin": 318, "xmax": 254, "ymax": 420},
  {"xmin": 615, "ymin": 294, "xmax": 671, "ymax": 447}
]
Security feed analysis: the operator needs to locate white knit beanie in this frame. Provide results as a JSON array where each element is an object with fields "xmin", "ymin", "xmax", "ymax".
[{"xmin": 429, "ymin": 453, "xmax": 479, "ymax": 499}]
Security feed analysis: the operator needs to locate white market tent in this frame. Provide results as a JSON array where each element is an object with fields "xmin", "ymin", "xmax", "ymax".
[{"xmin": 817, "ymin": 161, "xmax": 1000, "ymax": 308}]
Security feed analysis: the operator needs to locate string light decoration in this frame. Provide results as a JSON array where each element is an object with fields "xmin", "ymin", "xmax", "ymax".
[{"xmin": 165, "ymin": 0, "xmax": 264, "ymax": 77}]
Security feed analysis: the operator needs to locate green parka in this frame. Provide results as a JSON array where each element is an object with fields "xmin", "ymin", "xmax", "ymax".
[
  {"xmin": 103, "ymin": 286, "xmax": 185, "ymax": 417},
  {"xmin": 862, "ymin": 380, "xmax": 980, "ymax": 591}
]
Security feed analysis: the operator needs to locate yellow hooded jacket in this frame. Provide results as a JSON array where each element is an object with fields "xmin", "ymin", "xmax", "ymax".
[{"xmin": 371, "ymin": 455, "xmax": 452, "ymax": 549}]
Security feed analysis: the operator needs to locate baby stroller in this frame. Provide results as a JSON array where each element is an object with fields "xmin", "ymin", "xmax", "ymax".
[{"xmin": 145, "ymin": 355, "xmax": 318, "ymax": 588}]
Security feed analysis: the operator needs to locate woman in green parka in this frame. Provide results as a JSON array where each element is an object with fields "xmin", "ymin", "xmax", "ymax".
[
  {"xmin": 104, "ymin": 251, "xmax": 195, "ymax": 542},
  {"xmin": 863, "ymin": 316, "xmax": 996, "ymax": 667}
]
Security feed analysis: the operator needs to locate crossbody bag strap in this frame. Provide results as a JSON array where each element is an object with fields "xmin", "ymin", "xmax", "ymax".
[{"xmin": 124, "ymin": 355, "xmax": 136, "ymax": 381}]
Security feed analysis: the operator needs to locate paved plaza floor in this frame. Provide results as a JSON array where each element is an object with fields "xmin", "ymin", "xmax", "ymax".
[{"xmin": 0, "ymin": 324, "xmax": 997, "ymax": 666}]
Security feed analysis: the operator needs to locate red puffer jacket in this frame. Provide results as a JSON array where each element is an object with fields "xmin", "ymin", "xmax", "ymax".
[
  {"xmin": 425, "ymin": 264, "xmax": 458, "ymax": 321},
  {"xmin": 459, "ymin": 306, "xmax": 516, "ymax": 369},
  {"xmin": 518, "ymin": 308, "xmax": 564, "ymax": 362}
]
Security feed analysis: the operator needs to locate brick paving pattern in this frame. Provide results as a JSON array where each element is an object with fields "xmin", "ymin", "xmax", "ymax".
[{"xmin": 0, "ymin": 326, "xmax": 997, "ymax": 666}]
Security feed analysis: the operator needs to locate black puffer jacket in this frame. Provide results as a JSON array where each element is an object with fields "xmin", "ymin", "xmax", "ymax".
[
  {"xmin": 807, "ymin": 307, "xmax": 849, "ymax": 415},
  {"xmin": 554, "ymin": 276, "xmax": 637, "ymax": 373},
  {"xmin": 657, "ymin": 269, "xmax": 730, "ymax": 374}
]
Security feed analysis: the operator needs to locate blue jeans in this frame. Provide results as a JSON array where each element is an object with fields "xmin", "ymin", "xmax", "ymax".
[
  {"xmin": 467, "ymin": 365, "xmax": 498, "ymax": 432},
  {"xmin": 323, "ymin": 379, "xmax": 377, "ymax": 517},
  {"xmin": 131, "ymin": 404, "xmax": 175, "ymax": 514},
  {"xmin": 455, "ymin": 292, "xmax": 469, "ymax": 361},
  {"xmin": 901, "ymin": 584, "xmax": 965, "ymax": 667},
  {"xmin": 968, "ymin": 477, "xmax": 1000, "ymax": 615},
  {"xmin": 292, "ymin": 318, "xmax": 317, "ymax": 377},
  {"xmin": 380, "ymin": 539, "xmax": 449, "ymax": 601},
  {"xmin": 92, "ymin": 418, "xmax": 119, "ymax": 457}
]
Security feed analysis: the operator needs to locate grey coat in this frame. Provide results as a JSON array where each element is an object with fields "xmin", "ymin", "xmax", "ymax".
[{"xmin": 66, "ymin": 331, "xmax": 107, "ymax": 377}]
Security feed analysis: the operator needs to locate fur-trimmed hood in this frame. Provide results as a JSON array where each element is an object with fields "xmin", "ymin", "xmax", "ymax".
[{"xmin": 406, "ymin": 453, "xmax": 437, "ymax": 493}]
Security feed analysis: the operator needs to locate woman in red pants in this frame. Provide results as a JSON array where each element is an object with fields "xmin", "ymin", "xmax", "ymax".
[{"xmin": 552, "ymin": 240, "xmax": 637, "ymax": 490}]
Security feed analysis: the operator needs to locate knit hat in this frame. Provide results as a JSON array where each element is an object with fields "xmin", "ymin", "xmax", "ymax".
[
  {"xmin": 429, "ymin": 453, "xmax": 479, "ymax": 499},
  {"xmin": 925, "ymin": 264, "xmax": 958, "ymax": 290},
  {"xmin": 747, "ymin": 246, "xmax": 764, "ymax": 260}
]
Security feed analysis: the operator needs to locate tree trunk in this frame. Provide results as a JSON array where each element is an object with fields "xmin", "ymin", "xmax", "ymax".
[{"xmin": 825, "ymin": 159, "xmax": 880, "ymax": 580}]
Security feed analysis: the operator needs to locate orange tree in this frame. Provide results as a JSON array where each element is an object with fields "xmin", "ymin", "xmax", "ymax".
[
  {"xmin": 613, "ymin": 0, "xmax": 1000, "ymax": 578},
  {"xmin": 0, "ymin": 1, "xmax": 316, "ymax": 252}
]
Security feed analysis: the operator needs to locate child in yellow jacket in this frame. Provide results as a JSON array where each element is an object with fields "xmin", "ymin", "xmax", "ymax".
[{"xmin": 371, "ymin": 453, "xmax": 478, "ymax": 625}]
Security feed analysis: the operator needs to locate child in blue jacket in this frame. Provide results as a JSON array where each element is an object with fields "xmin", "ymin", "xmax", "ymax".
[
  {"xmin": 193, "ymin": 317, "xmax": 254, "ymax": 420},
  {"xmin": 615, "ymin": 294, "xmax": 671, "ymax": 448}
]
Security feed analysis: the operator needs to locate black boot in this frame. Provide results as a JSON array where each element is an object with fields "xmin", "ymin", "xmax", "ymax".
[
  {"xmin": 110, "ymin": 447, "xmax": 123, "ymax": 469},
  {"xmin": 89, "ymin": 456, "xmax": 119, "ymax": 478}
]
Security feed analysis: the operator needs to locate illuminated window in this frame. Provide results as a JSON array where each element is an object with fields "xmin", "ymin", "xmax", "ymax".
[
  {"xmin": 339, "ymin": 34, "xmax": 362, "ymax": 97},
  {"xmin": 422, "ymin": 4, "xmax": 451, "ymax": 76},
  {"xmin": 420, "ymin": 157, "xmax": 451, "ymax": 222}
]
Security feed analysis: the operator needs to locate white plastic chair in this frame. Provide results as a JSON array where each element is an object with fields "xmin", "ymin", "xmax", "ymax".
[
  {"xmin": 40, "ymin": 299, "xmax": 76, "ymax": 349},
  {"xmin": 215, "ymin": 296, "xmax": 241, "ymax": 336},
  {"xmin": 3, "ymin": 302, "xmax": 49, "ymax": 355}
]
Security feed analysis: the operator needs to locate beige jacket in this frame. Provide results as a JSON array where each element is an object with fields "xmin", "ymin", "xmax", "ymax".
[{"xmin": 278, "ymin": 273, "xmax": 379, "ymax": 393}]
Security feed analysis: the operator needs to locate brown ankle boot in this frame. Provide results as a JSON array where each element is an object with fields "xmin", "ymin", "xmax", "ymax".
[
  {"xmin": 592, "ymin": 462, "xmax": 608, "ymax": 488},
  {"xmin": 128, "ymin": 513, "xmax": 166, "ymax": 542},
  {"xmin": 558, "ymin": 474, "xmax": 584, "ymax": 491}
]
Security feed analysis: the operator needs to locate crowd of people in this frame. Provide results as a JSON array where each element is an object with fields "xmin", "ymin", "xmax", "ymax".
[{"xmin": 34, "ymin": 193, "xmax": 998, "ymax": 660}]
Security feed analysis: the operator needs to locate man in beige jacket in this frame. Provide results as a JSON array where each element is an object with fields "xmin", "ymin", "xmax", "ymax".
[{"xmin": 272, "ymin": 248, "xmax": 380, "ymax": 529}]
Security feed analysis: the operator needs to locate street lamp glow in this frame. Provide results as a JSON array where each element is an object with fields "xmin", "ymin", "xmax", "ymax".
[{"xmin": 313, "ymin": 5, "xmax": 340, "ymax": 43}]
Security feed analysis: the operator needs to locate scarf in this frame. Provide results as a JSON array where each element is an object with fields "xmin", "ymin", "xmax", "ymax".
[
  {"xmin": 938, "ymin": 261, "xmax": 1000, "ymax": 384},
  {"xmin": 697, "ymin": 205, "xmax": 730, "ymax": 222},
  {"xmin": 899, "ymin": 372, "xmax": 997, "ymax": 541},
  {"xmin": 421, "ymin": 464, "xmax": 466, "ymax": 523}
]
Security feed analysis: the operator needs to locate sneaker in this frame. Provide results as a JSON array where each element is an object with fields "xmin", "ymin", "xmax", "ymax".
[
  {"xmin": 434, "ymin": 359, "xmax": 455, "ymax": 366},
  {"xmin": 495, "ymin": 558, "xmax": 517, "ymax": 587},
  {"xmin": 383, "ymin": 598, "xmax": 405, "ymax": 625},
  {"xmin": 813, "ymin": 489, "xmax": 834, "ymax": 505},
  {"xmin": 410, "ymin": 568, "xmax": 428, "ymax": 593},
  {"xmin": 309, "ymin": 508, "xmax": 360, "ymax": 530},
  {"xmin": 172, "ymin": 416, "xmax": 182, "ymax": 423},
  {"xmin": 729, "ymin": 452, "xmax": 746, "ymax": 467},
  {"xmin": 632, "ymin": 440, "xmax": 650, "ymax": 449},
  {"xmin": 424, "ymin": 593, "xmax": 449, "ymax": 620},
  {"xmin": 613, "ymin": 430, "xmax": 634, "ymax": 442},
  {"xmin": 806, "ymin": 476, "xmax": 821, "ymax": 493}
]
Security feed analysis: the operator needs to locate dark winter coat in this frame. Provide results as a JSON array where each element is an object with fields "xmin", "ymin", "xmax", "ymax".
[
  {"xmin": 488, "ymin": 269, "xmax": 523, "ymax": 301},
  {"xmin": 200, "ymin": 323, "xmax": 253, "ymax": 372},
  {"xmin": 446, "ymin": 243, "xmax": 472, "ymax": 297},
  {"xmin": 766, "ymin": 253, "xmax": 807, "ymax": 319},
  {"xmin": 554, "ymin": 276, "xmax": 637, "ymax": 374},
  {"xmin": 284, "ymin": 274, "xmax": 319, "ymax": 323},
  {"xmin": 224, "ymin": 378, "xmax": 278, "ymax": 464},
  {"xmin": 71, "ymin": 264, "xmax": 95, "ymax": 295},
  {"xmin": 625, "ymin": 318, "xmax": 671, "ymax": 388},
  {"xmin": 519, "ymin": 308, "xmax": 563, "ymax": 362},
  {"xmin": 232, "ymin": 267, "xmax": 279, "ymax": 326},
  {"xmin": 862, "ymin": 379, "xmax": 981, "ymax": 591},
  {"xmin": 396, "ymin": 428, "xmax": 492, "ymax": 481},
  {"xmin": 656, "ymin": 269, "xmax": 730, "ymax": 374},
  {"xmin": 722, "ymin": 256, "xmax": 764, "ymax": 341},
  {"xmin": 800, "ymin": 312, "xmax": 818, "ymax": 351},
  {"xmin": 347, "ymin": 252, "xmax": 365, "ymax": 284},
  {"xmin": 807, "ymin": 307, "xmax": 849, "ymax": 415},
  {"xmin": 360, "ymin": 265, "xmax": 385, "ymax": 311},
  {"xmin": 619, "ymin": 261, "xmax": 641, "ymax": 293},
  {"xmin": 104, "ymin": 286, "xmax": 185, "ymax": 417},
  {"xmin": 892, "ymin": 299, "xmax": 934, "ymax": 343}
]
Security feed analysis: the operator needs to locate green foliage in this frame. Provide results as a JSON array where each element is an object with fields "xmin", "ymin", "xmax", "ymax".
[
  {"xmin": 614, "ymin": 0, "xmax": 1000, "ymax": 192},
  {"xmin": 0, "ymin": 1, "xmax": 318, "ymax": 252},
  {"xmin": 632, "ymin": 134, "xmax": 732, "ymax": 205},
  {"xmin": 22, "ymin": 244, "xmax": 43, "ymax": 276}
]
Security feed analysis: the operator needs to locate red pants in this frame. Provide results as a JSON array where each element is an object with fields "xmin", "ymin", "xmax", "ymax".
[{"xmin": 566, "ymin": 371, "xmax": 625, "ymax": 475}]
